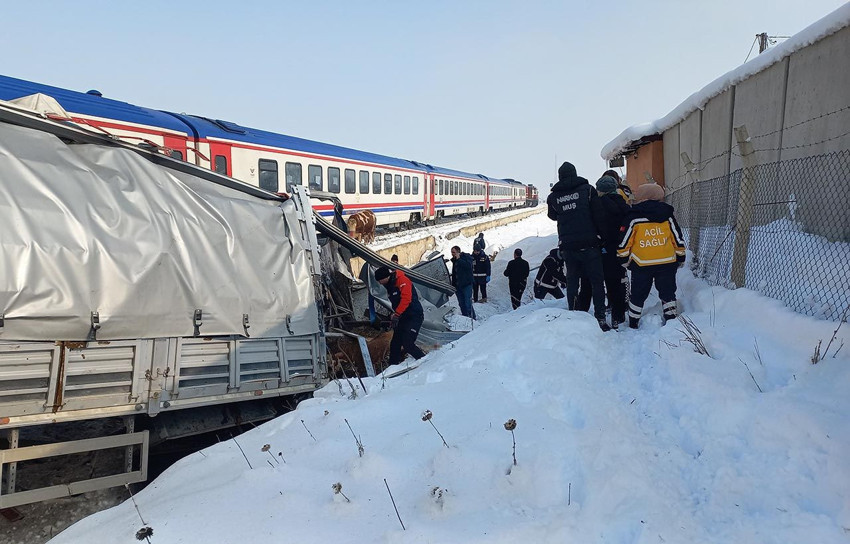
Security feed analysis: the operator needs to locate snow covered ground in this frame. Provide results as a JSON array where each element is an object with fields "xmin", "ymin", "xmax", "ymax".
[{"xmin": 49, "ymin": 212, "xmax": 850, "ymax": 544}]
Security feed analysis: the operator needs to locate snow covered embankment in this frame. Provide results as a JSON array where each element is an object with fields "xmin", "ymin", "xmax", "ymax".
[{"xmin": 51, "ymin": 227, "xmax": 850, "ymax": 544}]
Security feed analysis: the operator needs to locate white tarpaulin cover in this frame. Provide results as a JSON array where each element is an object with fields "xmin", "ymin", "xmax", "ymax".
[
  {"xmin": 3, "ymin": 93, "xmax": 71, "ymax": 118},
  {"xmin": 0, "ymin": 122, "xmax": 319, "ymax": 341}
]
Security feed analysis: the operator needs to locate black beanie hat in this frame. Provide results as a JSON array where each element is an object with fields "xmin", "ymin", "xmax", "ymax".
[
  {"xmin": 374, "ymin": 266, "xmax": 392, "ymax": 281},
  {"xmin": 558, "ymin": 161, "xmax": 577, "ymax": 182}
]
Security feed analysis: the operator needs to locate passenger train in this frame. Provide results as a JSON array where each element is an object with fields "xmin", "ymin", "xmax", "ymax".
[{"xmin": 0, "ymin": 74, "xmax": 535, "ymax": 228}]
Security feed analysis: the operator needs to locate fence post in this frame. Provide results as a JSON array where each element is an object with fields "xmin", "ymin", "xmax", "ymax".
[
  {"xmin": 680, "ymin": 152, "xmax": 701, "ymax": 267},
  {"xmin": 731, "ymin": 125, "xmax": 756, "ymax": 288}
]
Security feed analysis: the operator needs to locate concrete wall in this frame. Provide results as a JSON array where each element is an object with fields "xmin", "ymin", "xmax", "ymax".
[
  {"xmin": 659, "ymin": 25, "xmax": 849, "ymax": 177},
  {"xmin": 652, "ymin": 25, "xmax": 849, "ymax": 240},
  {"xmin": 699, "ymin": 88, "xmax": 735, "ymax": 181},
  {"xmin": 349, "ymin": 207, "xmax": 544, "ymax": 273}
]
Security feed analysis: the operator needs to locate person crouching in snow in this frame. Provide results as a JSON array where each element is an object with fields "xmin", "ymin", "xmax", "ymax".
[
  {"xmin": 374, "ymin": 266, "xmax": 427, "ymax": 366},
  {"xmin": 617, "ymin": 183, "xmax": 686, "ymax": 329},
  {"xmin": 533, "ymin": 249, "xmax": 568, "ymax": 300},
  {"xmin": 472, "ymin": 247, "xmax": 491, "ymax": 303}
]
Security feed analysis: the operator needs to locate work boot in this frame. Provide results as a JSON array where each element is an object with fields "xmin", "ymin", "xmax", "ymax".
[
  {"xmin": 598, "ymin": 319, "xmax": 612, "ymax": 332},
  {"xmin": 611, "ymin": 318, "xmax": 622, "ymax": 330},
  {"xmin": 481, "ymin": 297, "xmax": 488, "ymax": 303}
]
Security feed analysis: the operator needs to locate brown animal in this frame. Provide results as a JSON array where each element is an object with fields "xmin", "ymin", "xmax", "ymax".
[{"xmin": 346, "ymin": 210, "xmax": 377, "ymax": 244}]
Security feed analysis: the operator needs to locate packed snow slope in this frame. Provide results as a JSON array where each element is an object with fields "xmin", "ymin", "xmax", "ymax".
[{"xmin": 51, "ymin": 214, "xmax": 850, "ymax": 544}]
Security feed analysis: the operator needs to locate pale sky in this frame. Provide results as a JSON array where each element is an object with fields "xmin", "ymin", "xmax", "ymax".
[{"xmin": 2, "ymin": 0, "xmax": 847, "ymax": 187}]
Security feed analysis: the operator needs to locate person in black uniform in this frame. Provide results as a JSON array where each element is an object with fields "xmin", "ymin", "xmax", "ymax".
[
  {"xmin": 533, "ymin": 249, "xmax": 568, "ymax": 300},
  {"xmin": 503, "ymin": 248, "xmax": 530, "ymax": 309},
  {"xmin": 374, "ymin": 266, "xmax": 426, "ymax": 366},
  {"xmin": 472, "ymin": 247, "xmax": 491, "ymax": 303},
  {"xmin": 595, "ymin": 175, "xmax": 632, "ymax": 328},
  {"xmin": 547, "ymin": 161, "xmax": 610, "ymax": 331}
]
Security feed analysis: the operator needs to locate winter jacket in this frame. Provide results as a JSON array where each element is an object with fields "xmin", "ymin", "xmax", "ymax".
[
  {"xmin": 534, "ymin": 249, "xmax": 567, "ymax": 289},
  {"xmin": 503, "ymin": 256, "xmax": 530, "ymax": 285},
  {"xmin": 383, "ymin": 270, "xmax": 423, "ymax": 318},
  {"xmin": 473, "ymin": 235, "xmax": 486, "ymax": 251},
  {"xmin": 451, "ymin": 252, "xmax": 474, "ymax": 288},
  {"xmin": 597, "ymin": 192, "xmax": 631, "ymax": 248},
  {"xmin": 472, "ymin": 251, "xmax": 491, "ymax": 277},
  {"xmin": 547, "ymin": 162, "xmax": 604, "ymax": 250},
  {"xmin": 617, "ymin": 200, "xmax": 686, "ymax": 268}
]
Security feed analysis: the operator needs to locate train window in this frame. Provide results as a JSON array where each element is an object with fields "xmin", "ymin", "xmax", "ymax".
[
  {"xmin": 384, "ymin": 173, "xmax": 392, "ymax": 194},
  {"xmin": 403, "ymin": 175, "xmax": 410, "ymax": 194},
  {"xmin": 214, "ymin": 155, "xmax": 228, "ymax": 175},
  {"xmin": 285, "ymin": 162, "xmax": 302, "ymax": 192},
  {"xmin": 438, "ymin": 179, "xmax": 443, "ymax": 195},
  {"xmin": 412, "ymin": 176, "xmax": 419, "ymax": 195},
  {"xmin": 328, "ymin": 167, "xmax": 341, "ymax": 194},
  {"xmin": 308, "ymin": 164, "xmax": 323, "ymax": 191},
  {"xmin": 170, "ymin": 150, "xmax": 183, "ymax": 160},
  {"xmin": 464, "ymin": 182, "xmax": 469, "ymax": 195},
  {"xmin": 344, "ymin": 169, "xmax": 356, "ymax": 194},
  {"xmin": 373, "ymin": 171, "xmax": 382, "ymax": 194},
  {"xmin": 359, "ymin": 170, "xmax": 370, "ymax": 194},
  {"xmin": 258, "ymin": 159, "xmax": 279, "ymax": 192},
  {"xmin": 394, "ymin": 174, "xmax": 402, "ymax": 194}
]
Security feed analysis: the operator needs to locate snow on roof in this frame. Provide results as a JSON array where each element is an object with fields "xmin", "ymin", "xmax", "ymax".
[{"xmin": 600, "ymin": 3, "xmax": 850, "ymax": 161}]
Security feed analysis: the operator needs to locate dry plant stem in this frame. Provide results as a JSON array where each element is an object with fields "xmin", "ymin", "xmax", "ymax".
[
  {"xmin": 267, "ymin": 450, "xmax": 280, "ymax": 464},
  {"xmin": 384, "ymin": 478, "xmax": 406, "ymax": 531},
  {"xmin": 822, "ymin": 308, "xmax": 848, "ymax": 358},
  {"xmin": 510, "ymin": 429, "xmax": 517, "ymax": 465},
  {"xmin": 344, "ymin": 418, "xmax": 365, "ymax": 457},
  {"xmin": 738, "ymin": 357, "xmax": 763, "ymax": 393},
  {"xmin": 231, "ymin": 435, "xmax": 253, "ymax": 469},
  {"xmin": 301, "ymin": 419, "xmax": 318, "ymax": 442},
  {"xmin": 429, "ymin": 420, "xmax": 449, "ymax": 448},
  {"xmin": 125, "ymin": 484, "xmax": 147, "ymax": 525},
  {"xmin": 340, "ymin": 491, "xmax": 350, "ymax": 503},
  {"xmin": 568, "ymin": 482, "xmax": 571, "ymax": 506}
]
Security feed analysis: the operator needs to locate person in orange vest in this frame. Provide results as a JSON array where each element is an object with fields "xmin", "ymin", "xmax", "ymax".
[
  {"xmin": 374, "ymin": 266, "xmax": 427, "ymax": 366},
  {"xmin": 617, "ymin": 183, "xmax": 686, "ymax": 329}
]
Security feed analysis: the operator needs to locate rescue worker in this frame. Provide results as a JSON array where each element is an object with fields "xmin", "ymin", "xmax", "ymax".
[
  {"xmin": 596, "ymin": 175, "xmax": 631, "ymax": 329},
  {"xmin": 617, "ymin": 183, "xmax": 686, "ymax": 329},
  {"xmin": 450, "ymin": 245, "xmax": 475, "ymax": 318},
  {"xmin": 473, "ymin": 232, "xmax": 486, "ymax": 252},
  {"xmin": 472, "ymin": 247, "xmax": 491, "ymax": 303},
  {"xmin": 374, "ymin": 266, "xmax": 427, "ymax": 365},
  {"xmin": 503, "ymin": 248, "xmax": 530, "ymax": 310},
  {"xmin": 533, "ymin": 249, "xmax": 567, "ymax": 300},
  {"xmin": 547, "ymin": 161, "xmax": 610, "ymax": 331}
]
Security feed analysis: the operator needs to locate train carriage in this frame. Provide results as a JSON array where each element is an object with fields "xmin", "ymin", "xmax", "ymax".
[{"xmin": 0, "ymin": 74, "xmax": 531, "ymax": 229}]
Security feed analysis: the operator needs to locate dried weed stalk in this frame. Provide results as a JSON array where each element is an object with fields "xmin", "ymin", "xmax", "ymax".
[{"xmin": 421, "ymin": 410, "xmax": 449, "ymax": 448}]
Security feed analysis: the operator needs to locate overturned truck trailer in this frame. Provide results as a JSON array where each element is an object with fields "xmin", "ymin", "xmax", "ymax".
[{"xmin": 0, "ymin": 103, "xmax": 328, "ymax": 507}]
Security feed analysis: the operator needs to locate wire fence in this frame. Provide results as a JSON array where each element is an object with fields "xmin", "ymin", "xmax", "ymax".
[{"xmin": 667, "ymin": 149, "xmax": 850, "ymax": 321}]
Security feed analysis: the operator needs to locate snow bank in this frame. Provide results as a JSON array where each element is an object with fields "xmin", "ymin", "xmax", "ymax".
[
  {"xmin": 600, "ymin": 3, "xmax": 850, "ymax": 160},
  {"xmin": 50, "ymin": 215, "xmax": 850, "ymax": 544}
]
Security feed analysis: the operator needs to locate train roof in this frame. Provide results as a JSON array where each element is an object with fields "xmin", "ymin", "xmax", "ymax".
[
  {"xmin": 0, "ymin": 74, "xmax": 523, "ymax": 187},
  {"xmin": 176, "ymin": 114, "xmax": 424, "ymax": 172},
  {"xmin": 0, "ymin": 74, "xmax": 191, "ymax": 134}
]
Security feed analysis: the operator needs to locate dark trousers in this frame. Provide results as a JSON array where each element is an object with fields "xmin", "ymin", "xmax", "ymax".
[
  {"xmin": 575, "ymin": 275, "xmax": 592, "ymax": 312},
  {"xmin": 533, "ymin": 283, "xmax": 565, "ymax": 300},
  {"xmin": 602, "ymin": 249, "xmax": 627, "ymax": 323},
  {"xmin": 563, "ymin": 247, "xmax": 606, "ymax": 320},
  {"xmin": 456, "ymin": 284, "xmax": 475, "ymax": 318},
  {"xmin": 473, "ymin": 276, "xmax": 488, "ymax": 301},
  {"xmin": 389, "ymin": 312, "xmax": 426, "ymax": 366},
  {"xmin": 509, "ymin": 280, "xmax": 527, "ymax": 309},
  {"xmin": 628, "ymin": 264, "xmax": 678, "ymax": 327}
]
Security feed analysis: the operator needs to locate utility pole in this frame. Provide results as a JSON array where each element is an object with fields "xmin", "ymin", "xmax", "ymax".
[{"xmin": 757, "ymin": 32, "xmax": 769, "ymax": 54}]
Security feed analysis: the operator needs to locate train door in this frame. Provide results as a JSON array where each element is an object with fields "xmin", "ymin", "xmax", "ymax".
[
  {"xmin": 484, "ymin": 182, "xmax": 490, "ymax": 211},
  {"xmin": 208, "ymin": 142, "xmax": 232, "ymax": 177},
  {"xmin": 427, "ymin": 174, "xmax": 436, "ymax": 220},
  {"xmin": 162, "ymin": 135, "xmax": 188, "ymax": 162}
]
